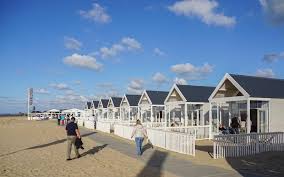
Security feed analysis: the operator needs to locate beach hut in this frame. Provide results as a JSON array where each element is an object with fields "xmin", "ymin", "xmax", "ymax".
[
  {"xmin": 62, "ymin": 108, "xmax": 84, "ymax": 118},
  {"xmin": 84, "ymin": 102, "xmax": 93, "ymax": 118},
  {"xmin": 209, "ymin": 73, "xmax": 284, "ymax": 134},
  {"xmin": 97, "ymin": 99, "xmax": 109, "ymax": 121},
  {"xmin": 107, "ymin": 97, "xmax": 122, "ymax": 121},
  {"xmin": 91, "ymin": 100, "xmax": 99, "ymax": 120},
  {"xmin": 164, "ymin": 84, "xmax": 215, "ymax": 127},
  {"xmin": 120, "ymin": 94, "xmax": 141, "ymax": 123},
  {"xmin": 46, "ymin": 109, "xmax": 61, "ymax": 119},
  {"xmin": 138, "ymin": 90, "xmax": 168, "ymax": 125}
]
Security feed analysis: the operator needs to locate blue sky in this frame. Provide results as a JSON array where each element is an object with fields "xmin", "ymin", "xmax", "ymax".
[{"xmin": 0, "ymin": 0, "xmax": 284, "ymax": 113}]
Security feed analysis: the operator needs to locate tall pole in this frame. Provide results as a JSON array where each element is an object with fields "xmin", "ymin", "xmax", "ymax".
[{"xmin": 27, "ymin": 88, "xmax": 30, "ymax": 120}]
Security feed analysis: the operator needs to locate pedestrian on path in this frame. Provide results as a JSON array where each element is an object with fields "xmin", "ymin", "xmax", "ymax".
[
  {"xmin": 66, "ymin": 117, "xmax": 81, "ymax": 161},
  {"xmin": 131, "ymin": 119, "xmax": 147, "ymax": 156}
]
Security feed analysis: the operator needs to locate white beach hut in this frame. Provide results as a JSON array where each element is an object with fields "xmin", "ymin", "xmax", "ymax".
[
  {"xmin": 120, "ymin": 94, "xmax": 141, "ymax": 123},
  {"xmin": 165, "ymin": 84, "xmax": 215, "ymax": 127},
  {"xmin": 209, "ymin": 73, "xmax": 284, "ymax": 134},
  {"xmin": 91, "ymin": 100, "xmax": 100, "ymax": 120},
  {"xmin": 138, "ymin": 90, "xmax": 168, "ymax": 126},
  {"xmin": 107, "ymin": 97, "xmax": 122, "ymax": 121},
  {"xmin": 97, "ymin": 99, "xmax": 109, "ymax": 121}
]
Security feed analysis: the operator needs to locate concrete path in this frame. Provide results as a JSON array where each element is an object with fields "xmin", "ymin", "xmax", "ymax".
[{"xmin": 80, "ymin": 128, "xmax": 265, "ymax": 177}]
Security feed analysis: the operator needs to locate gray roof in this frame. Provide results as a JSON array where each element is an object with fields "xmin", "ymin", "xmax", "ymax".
[
  {"xmin": 146, "ymin": 90, "xmax": 168, "ymax": 105},
  {"xmin": 101, "ymin": 99, "xmax": 109, "ymax": 108},
  {"xmin": 86, "ymin": 102, "xmax": 91, "ymax": 109},
  {"xmin": 126, "ymin": 95, "xmax": 141, "ymax": 106},
  {"xmin": 111, "ymin": 97, "xmax": 122, "ymax": 107},
  {"xmin": 230, "ymin": 74, "xmax": 284, "ymax": 98},
  {"xmin": 176, "ymin": 85, "xmax": 215, "ymax": 102},
  {"xmin": 92, "ymin": 101, "xmax": 99, "ymax": 109}
]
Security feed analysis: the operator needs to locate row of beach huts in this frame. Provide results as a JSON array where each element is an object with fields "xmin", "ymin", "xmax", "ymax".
[{"xmin": 39, "ymin": 73, "xmax": 284, "ymax": 158}]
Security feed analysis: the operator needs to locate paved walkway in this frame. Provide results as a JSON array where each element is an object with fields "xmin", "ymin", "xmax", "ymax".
[{"xmin": 80, "ymin": 128, "xmax": 264, "ymax": 177}]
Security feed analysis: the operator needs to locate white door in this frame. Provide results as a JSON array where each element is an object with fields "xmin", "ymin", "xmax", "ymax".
[{"xmin": 258, "ymin": 109, "xmax": 268, "ymax": 133}]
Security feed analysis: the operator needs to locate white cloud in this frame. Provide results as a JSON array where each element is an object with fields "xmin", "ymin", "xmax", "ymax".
[
  {"xmin": 121, "ymin": 37, "xmax": 142, "ymax": 50},
  {"xmin": 63, "ymin": 53, "xmax": 103, "ymax": 71},
  {"xmin": 263, "ymin": 51, "xmax": 284, "ymax": 63},
  {"xmin": 152, "ymin": 72, "xmax": 168, "ymax": 84},
  {"xmin": 79, "ymin": 3, "xmax": 111, "ymax": 23},
  {"xmin": 153, "ymin": 48, "xmax": 166, "ymax": 56},
  {"xmin": 73, "ymin": 80, "xmax": 81, "ymax": 85},
  {"xmin": 174, "ymin": 77, "xmax": 188, "ymax": 85},
  {"xmin": 50, "ymin": 83, "xmax": 71, "ymax": 90},
  {"xmin": 127, "ymin": 79, "xmax": 144, "ymax": 94},
  {"xmin": 168, "ymin": 0, "xmax": 236, "ymax": 27},
  {"xmin": 35, "ymin": 88, "xmax": 50, "ymax": 94},
  {"xmin": 255, "ymin": 69, "xmax": 275, "ymax": 78},
  {"xmin": 99, "ymin": 37, "xmax": 142, "ymax": 58},
  {"xmin": 100, "ymin": 44, "xmax": 125, "ymax": 58},
  {"xmin": 171, "ymin": 62, "xmax": 214, "ymax": 80},
  {"xmin": 64, "ymin": 36, "xmax": 82, "ymax": 50},
  {"xmin": 260, "ymin": 0, "xmax": 284, "ymax": 25}
]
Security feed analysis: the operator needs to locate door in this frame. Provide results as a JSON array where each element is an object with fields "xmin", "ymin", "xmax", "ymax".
[
  {"xmin": 250, "ymin": 109, "xmax": 257, "ymax": 133},
  {"xmin": 258, "ymin": 109, "xmax": 268, "ymax": 133}
]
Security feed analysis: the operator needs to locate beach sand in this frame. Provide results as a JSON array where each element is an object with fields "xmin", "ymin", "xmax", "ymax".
[
  {"xmin": 1, "ymin": 117, "xmax": 283, "ymax": 177},
  {"xmin": 0, "ymin": 117, "xmax": 177, "ymax": 177}
]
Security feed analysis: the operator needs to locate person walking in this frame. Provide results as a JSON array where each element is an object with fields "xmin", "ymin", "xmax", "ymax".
[
  {"xmin": 131, "ymin": 120, "xmax": 147, "ymax": 156},
  {"xmin": 66, "ymin": 117, "xmax": 81, "ymax": 161}
]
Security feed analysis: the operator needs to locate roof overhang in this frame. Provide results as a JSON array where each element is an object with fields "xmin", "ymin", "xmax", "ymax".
[
  {"xmin": 138, "ymin": 90, "xmax": 153, "ymax": 105},
  {"xmin": 209, "ymin": 73, "xmax": 250, "ymax": 101},
  {"xmin": 164, "ymin": 84, "xmax": 187, "ymax": 103}
]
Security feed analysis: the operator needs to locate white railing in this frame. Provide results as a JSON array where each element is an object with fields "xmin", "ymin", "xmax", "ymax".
[
  {"xmin": 84, "ymin": 120, "xmax": 95, "ymax": 129},
  {"xmin": 114, "ymin": 124, "xmax": 134, "ymax": 140},
  {"xmin": 77, "ymin": 119, "xmax": 84, "ymax": 127},
  {"xmin": 144, "ymin": 122, "xmax": 167, "ymax": 128},
  {"xmin": 213, "ymin": 132, "xmax": 284, "ymax": 159},
  {"xmin": 96, "ymin": 121, "xmax": 111, "ymax": 133},
  {"xmin": 113, "ymin": 124, "xmax": 195, "ymax": 156},
  {"xmin": 159, "ymin": 125, "xmax": 210, "ymax": 140}
]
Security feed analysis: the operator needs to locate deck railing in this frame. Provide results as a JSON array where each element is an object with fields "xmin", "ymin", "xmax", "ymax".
[
  {"xmin": 158, "ymin": 125, "xmax": 210, "ymax": 140},
  {"xmin": 213, "ymin": 132, "xmax": 284, "ymax": 159},
  {"xmin": 96, "ymin": 121, "xmax": 111, "ymax": 133},
  {"xmin": 113, "ymin": 124, "xmax": 195, "ymax": 156},
  {"xmin": 84, "ymin": 120, "xmax": 95, "ymax": 129}
]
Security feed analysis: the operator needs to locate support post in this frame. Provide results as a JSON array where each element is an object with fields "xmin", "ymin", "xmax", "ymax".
[
  {"xmin": 185, "ymin": 103, "xmax": 188, "ymax": 126},
  {"xmin": 247, "ymin": 99, "xmax": 251, "ymax": 133},
  {"xmin": 209, "ymin": 102, "xmax": 212, "ymax": 139}
]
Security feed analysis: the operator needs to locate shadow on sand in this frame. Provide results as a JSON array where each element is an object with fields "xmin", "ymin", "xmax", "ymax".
[
  {"xmin": 136, "ymin": 150, "xmax": 168, "ymax": 177},
  {"xmin": 81, "ymin": 144, "xmax": 108, "ymax": 157},
  {"xmin": 0, "ymin": 132, "xmax": 96, "ymax": 157}
]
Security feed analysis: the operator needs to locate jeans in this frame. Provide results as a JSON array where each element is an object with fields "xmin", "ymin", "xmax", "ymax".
[{"xmin": 135, "ymin": 137, "xmax": 144, "ymax": 155}]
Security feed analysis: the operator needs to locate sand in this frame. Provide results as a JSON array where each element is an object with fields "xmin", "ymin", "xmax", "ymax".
[
  {"xmin": 1, "ymin": 117, "xmax": 283, "ymax": 177},
  {"xmin": 0, "ymin": 117, "xmax": 177, "ymax": 177}
]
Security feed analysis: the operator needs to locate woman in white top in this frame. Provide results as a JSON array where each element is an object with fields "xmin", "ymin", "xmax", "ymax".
[{"xmin": 131, "ymin": 119, "xmax": 147, "ymax": 155}]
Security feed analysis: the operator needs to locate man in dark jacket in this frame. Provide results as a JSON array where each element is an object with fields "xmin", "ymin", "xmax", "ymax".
[{"xmin": 65, "ymin": 117, "xmax": 81, "ymax": 160}]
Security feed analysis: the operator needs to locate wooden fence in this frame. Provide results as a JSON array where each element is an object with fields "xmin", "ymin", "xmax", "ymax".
[{"xmin": 213, "ymin": 132, "xmax": 284, "ymax": 159}]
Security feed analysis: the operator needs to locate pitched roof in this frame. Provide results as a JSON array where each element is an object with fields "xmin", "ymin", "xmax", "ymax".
[
  {"xmin": 230, "ymin": 74, "xmax": 284, "ymax": 98},
  {"xmin": 92, "ymin": 101, "xmax": 99, "ymax": 109},
  {"xmin": 86, "ymin": 102, "xmax": 92, "ymax": 109},
  {"xmin": 126, "ymin": 95, "xmax": 141, "ymax": 106},
  {"xmin": 176, "ymin": 85, "xmax": 215, "ymax": 102},
  {"xmin": 146, "ymin": 90, "xmax": 168, "ymax": 105},
  {"xmin": 111, "ymin": 97, "xmax": 122, "ymax": 107},
  {"xmin": 101, "ymin": 99, "xmax": 109, "ymax": 108}
]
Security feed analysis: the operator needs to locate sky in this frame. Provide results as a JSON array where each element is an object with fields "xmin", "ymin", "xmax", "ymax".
[{"xmin": 0, "ymin": 0, "xmax": 284, "ymax": 113}]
